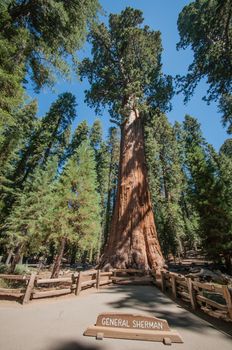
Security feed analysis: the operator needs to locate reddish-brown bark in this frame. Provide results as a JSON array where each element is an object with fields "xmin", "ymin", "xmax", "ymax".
[{"xmin": 101, "ymin": 107, "xmax": 164, "ymax": 271}]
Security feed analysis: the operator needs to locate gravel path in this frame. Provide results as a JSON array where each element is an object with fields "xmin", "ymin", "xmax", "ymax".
[{"xmin": 0, "ymin": 285, "xmax": 231, "ymax": 350}]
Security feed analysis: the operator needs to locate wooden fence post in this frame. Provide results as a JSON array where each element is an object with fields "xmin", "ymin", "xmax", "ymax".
[
  {"xmin": 75, "ymin": 271, "xmax": 83, "ymax": 295},
  {"xmin": 187, "ymin": 278, "xmax": 197, "ymax": 311},
  {"xmin": 160, "ymin": 270, "xmax": 166, "ymax": 293},
  {"xmin": 71, "ymin": 273, "xmax": 75, "ymax": 293},
  {"xmin": 222, "ymin": 285, "xmax": 232, "ymax": 319},
  {"xmin": 96, "ymin": 270, "xmax": 101, "ymax": 290},
  {"xmin": 22, "ymin": 273, "xmax": 36, "ymax": 304},
  {"xmin": 170, "ymin": 274, "xmax": 177, "ymax": 299}
]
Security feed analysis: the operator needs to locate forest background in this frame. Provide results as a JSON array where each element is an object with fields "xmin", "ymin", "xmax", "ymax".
[{"xmin": 0, "ymin": 0, "xmax": 231, "ymax": 276}]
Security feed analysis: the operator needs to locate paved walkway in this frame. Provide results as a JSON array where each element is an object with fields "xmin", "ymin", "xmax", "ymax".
[{"xmin": 0, "ymin": 285, "xmax": 231, "ymax": 350}]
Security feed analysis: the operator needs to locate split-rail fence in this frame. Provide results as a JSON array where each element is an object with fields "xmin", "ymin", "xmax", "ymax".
[{"xmin": 0, "ymin": 269, "xmax": 231, "ymax": 322}]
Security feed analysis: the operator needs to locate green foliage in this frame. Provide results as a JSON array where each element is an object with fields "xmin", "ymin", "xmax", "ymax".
[
  {"xmin": 65, "ymin": 120, "xmax": 89, "ymax": 160},
  {"xmin": 79, "ymin": 7, "xmax": 173, "ymax": 122},
  {"xmin": 0, "ymin": 100, "xmax": 38, "ymax": 217},
  {"xmin": 220, "ymin": 138, "xmax": 232, "ymax": 158},
  {"xmin": 177, "ymin": 0, "xmax": 232, "ymax": 132},
  {"xmin": 181, "ymin": 115, "xmax": 232, "ymax": 267},
  {"xmin": 0, "ymin": 0, "xmax": 100, "ymax": 152},
  {"xmin": 145, "ymin": 111, "xmax": 187, "ymax": 257},
  {"xmin": 2, "ymin": 157, "xmax": 59, "ymax": 256},
  {"xmin": 0, "ymin": 263, "xmax": 8, "ymax": 274},
  {"xmin": 0, "ymin": 99, "xmax": 37, "ymax": 170},
  {"xmin": 13, "ymin": 92, "xmax": 76, "ymax": 185},
  {"xmin": 103, "ymin": 127, "xmax": 120, "ymax": 243},
  {"xmin": 56, "ymin": 140, "xmax": 101, "ymax": 253},
  {"xmin": 90, "ymin": 119, "xmax": 102, "ymax": 149},
  {"xmin": 13, "ymin": 264, "xmax": 30, "ymax": 275},
  {"xmin": 0, "ymin": 2, "xmax": 27, "ymax": 135},
  {"xmin": 1, "ymin": 0, "xmax": 101, "ymax": 90},
  {"xmin": 74, "ymin": 141, "xmax": 101, "ymax": 252}
]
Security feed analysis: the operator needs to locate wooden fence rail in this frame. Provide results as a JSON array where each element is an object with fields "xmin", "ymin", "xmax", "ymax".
[
  {"xmin": 158, "ymin": 270, "xmax": 232, "ymax": 322},
  {"xmin": 0, "ymin": 268, "xmax": 231, "ymax": 322},
  {"xmin": 0, "ymin": 270, "xmax": 113, "ymax": 302}
]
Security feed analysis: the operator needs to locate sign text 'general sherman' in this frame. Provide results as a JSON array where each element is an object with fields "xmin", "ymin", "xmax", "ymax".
[
  {"xmin": 100, "ymin": 316, "xmax": 165, "ymax": 330},
  {"xmin": 84, "ymin": 312, "xmax": 184, "ymax": 344}
]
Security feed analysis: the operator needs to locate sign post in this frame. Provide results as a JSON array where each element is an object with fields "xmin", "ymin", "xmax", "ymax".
[{"xmin": 84, "ymin": 313, "xmax": 183, "ymax": 345}]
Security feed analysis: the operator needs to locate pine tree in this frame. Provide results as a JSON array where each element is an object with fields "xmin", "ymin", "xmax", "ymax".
[
  {"xmin": 0, "ymin": 100, "xmax": 38, "ymax": 221},
  {"xmin": 177, "ymin": 0, "xmax": 232, "ymax": 132},
  {"xmin": 90, "ymin": 119, "xmax": 102, "ymax": 150},
  {"xmin": 173, "ymin": 121, "xmax": 200, "ymax": 255},
  {"xmin": 2, "ymin": 157, "xmax": 58, "ymax": 271},
  {"xmin": 13, "ymin": 92, "xmax": 76, "ymax": 186},
  {"xmin": 1, "ymin": 0, "xmax": 101, "ymax": 90},
  {"xmin": 0, "ymin": 3, "xmax": 27, "ymax": 138},
  {"xmin": 0, "ymin": 0, "xmax": 100, "ymax": 146},
  {"xmin": 182, "ymin": 115, "xmax": 232, "ymax": 272},
  {"xmin": 144, "ymin": 111, "xmax": 186, "ymax": 259},
  {"xmin": 73, "ymin": 141, "xmax": 101, "ymax": 262},
  {"xmin": 50, "ymin": 140, "xmax": 101, "ymax": 277},
  {"xmin": 65, "ymin": 120, "xmax": 89, "ymax": 160}
]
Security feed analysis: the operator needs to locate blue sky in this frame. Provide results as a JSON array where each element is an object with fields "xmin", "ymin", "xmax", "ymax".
[{"xmin": 29, "ymin": 0, "xmax": 228, "ymax": 150}]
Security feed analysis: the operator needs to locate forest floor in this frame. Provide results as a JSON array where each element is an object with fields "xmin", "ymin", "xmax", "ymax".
[{"xmin": 0, "ymin": 284, "xmax": 231, "ymax": 350}]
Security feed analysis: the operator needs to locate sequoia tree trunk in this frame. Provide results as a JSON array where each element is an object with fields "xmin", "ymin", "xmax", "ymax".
[{"xmin": 100, "ymin": 107, "xmax": 164, "ymax": 271}]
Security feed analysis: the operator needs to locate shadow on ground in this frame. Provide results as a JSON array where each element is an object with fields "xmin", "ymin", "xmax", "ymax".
[
  {"xmin": 100, "ymin": 285, "xmax": 232, "ymax": 337},
  {"xmin": 49, "ymin": 341, "xmax": 102, "ymax": 350}
]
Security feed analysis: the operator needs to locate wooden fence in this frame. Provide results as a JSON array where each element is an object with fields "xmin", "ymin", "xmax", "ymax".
[
  {"xmin": 0, "ymin": 269, "xmax": 231, "ymax": 322},
  {"xmin": 159, "ymin": 270, "xmax": 232, "ymax": 322},
  {"xmin": 0, "ymin": 270, "xmax": 112, "ymax": 304}
]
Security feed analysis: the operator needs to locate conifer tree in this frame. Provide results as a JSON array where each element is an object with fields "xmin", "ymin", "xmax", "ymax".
[
  {"xmin": 80, "ymin": 7, "xmax": 173, "ymax": 270},
  {"xmin": 144, "ymin": 111, "xmax": 185, "ymax": 258},
  {"xmin": 0, "ymin": 3, "xmax": 27, "ymax": 137},
  {"xmin": 177, "ymin": 0, "xmax": 232, "ymax": 132},
  {"xmin": 13, "ymin": 92, "xmax": 76, "ymax": 186},
  {"xmin": 106, "ymin": 127, "xmax": 121, "ymax": 213},
  {"xmin": 2, "ymin": 157, "xmax": 58, "ymax": 271},
  {"xmin": 65, "ymin": 120, "xmax": 89, "ymax": 160},
  {"xmin": 50, "ymin": 140, "xmax": 101, "ymax": 277},
  {"xmin": 0, "ymin": 0, "xmax": 100, "ymax": 144},
  {"xmin": 90, "ymin": 119, "xmax": 102, "ymax": 150},
  {"xmin": 0, "ymin": 100, "xmax": 38, "ymax": 220},
  {"xmin": 182, "ymin": 115, "xmax": 232, "ymax": 271}
]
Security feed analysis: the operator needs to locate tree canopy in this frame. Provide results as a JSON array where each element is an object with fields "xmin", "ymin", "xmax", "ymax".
[
  {"xmin": 79, "ymin": 7, "xmax": 173, "ymax": 122},
  {"xmin": 177, "ymin": 0, "xmax": 232, "ymax": 132}
]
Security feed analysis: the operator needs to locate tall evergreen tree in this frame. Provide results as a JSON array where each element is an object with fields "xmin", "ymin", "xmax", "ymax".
[
  {"xmin": 173, "ymin": 121, "xmax": 200, "ymax": 254},
  {"xmin": 144, "ymin": 111, "xmax": 186, "ymax": 258},
  {"xmin": 177, "ymin": 0, "xmax": 232, "ymax": 132},
  {"xmin": 1, "ymin": 0, "xmax": 101, "ymax": 90},
  {"xmin": 50, "ymin": 140, "xmax": 101, "ymax": 277},
  {"xmin": 90, "ymin": 119, "xmax": 102, "ymax": 150},
  {"xmin": 182, "ymin": 115, "xmax": 232, "ymax": 272},
  {"xmin": 65, "ymin": 120, "xmax": 89, "ymax": 160},
  {"xmin": 2, "ymin": 157, "xmax": 58, "ymax": 271},
  {"xmin": 13, "ymin": 92, "xmax": 76, "ymax": 186},
  {"xmin": 0, "ymin": 0, "xmax": 100, "ymax": 146},
  {"xmin": 0, "ymin": 100, "xmax": 38, "ymax": 218},
  {"xmin": 80, "ymin": 7, "xmax": 173, "ymax": 270}
]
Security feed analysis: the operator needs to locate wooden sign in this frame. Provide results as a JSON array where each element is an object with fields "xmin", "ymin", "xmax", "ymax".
[{"xmin": 84, "ymin": 313, "xmax": 183, "ymax": 345}]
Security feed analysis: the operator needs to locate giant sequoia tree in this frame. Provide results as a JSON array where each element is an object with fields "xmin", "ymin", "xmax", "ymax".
[{"xmin": 80, "ymin": 8, "xmax": 172, "ymax": 270}]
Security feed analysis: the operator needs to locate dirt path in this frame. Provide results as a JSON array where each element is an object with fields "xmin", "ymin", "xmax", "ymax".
[{"xmin": 0, "ymin": 285, "xmax": 231, "ymax": 350}]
